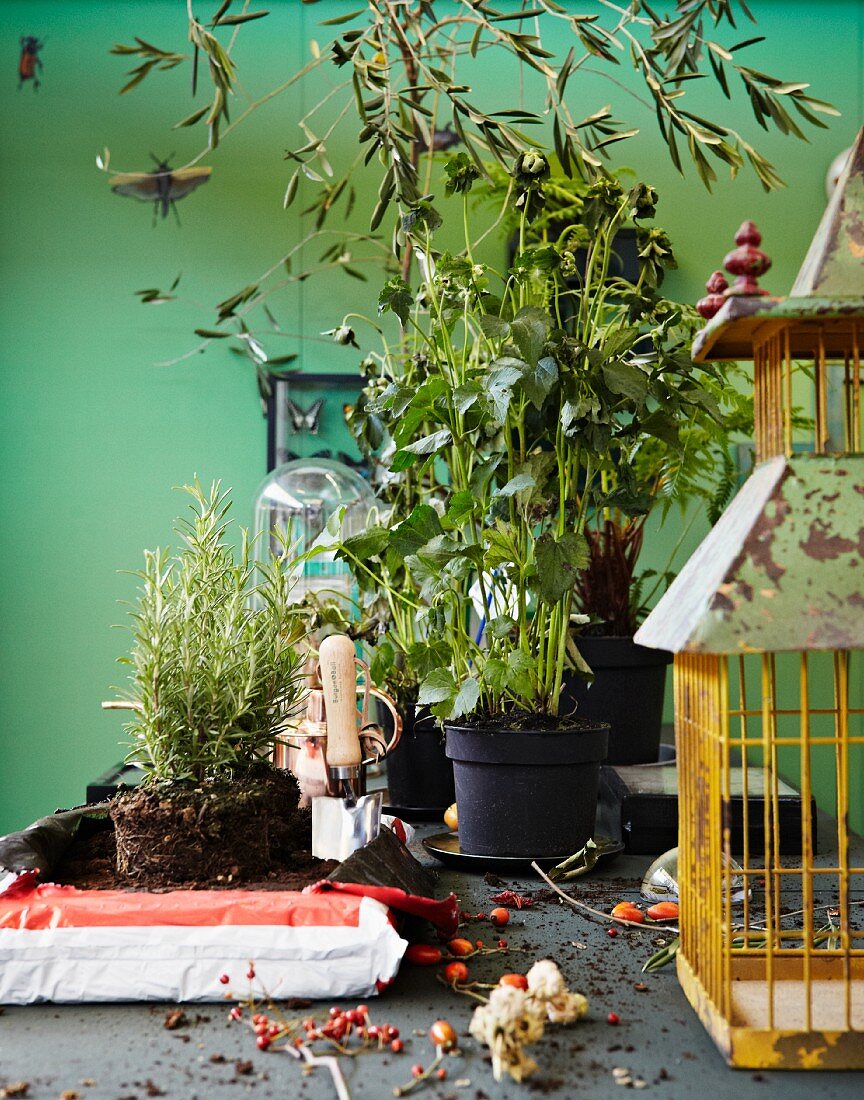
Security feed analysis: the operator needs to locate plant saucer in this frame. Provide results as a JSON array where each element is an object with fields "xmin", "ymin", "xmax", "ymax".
[{"xmin": 422, "ymin": 832, "xmax": 624, "ymax": 874}]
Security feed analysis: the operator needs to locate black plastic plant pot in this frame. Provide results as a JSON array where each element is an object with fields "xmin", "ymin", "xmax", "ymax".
[
  {"xmin": 444, "ymin": 720, "xmax": 609, "ymax": 858},
  {"xmin": 561, "ymin": 637, "xmax": 673, "ymax": 765},
  {"xmin": 385, "ymin": 705, "xmax": 455, "ymax": 818}
]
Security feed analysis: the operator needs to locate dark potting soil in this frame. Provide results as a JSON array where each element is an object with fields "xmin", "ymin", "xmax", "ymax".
[
  {"xmin": 51, "ymin": 825, "xmax": 337, "ymax": 892},
  {"xmin": 52, "ymin": 767, "xmax": 337, "ymax": 892},
  {"xmin": 454, "ymin": 711, "xmax": 606, "ymax": 733}
]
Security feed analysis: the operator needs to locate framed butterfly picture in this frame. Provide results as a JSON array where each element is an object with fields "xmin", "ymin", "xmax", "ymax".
[{"xmin": 265, "ymin": 370, "xmax": 368, "ymax": 476}]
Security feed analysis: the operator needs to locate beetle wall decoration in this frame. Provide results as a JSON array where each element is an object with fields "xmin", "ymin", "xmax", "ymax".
[{"xmin": 19, "ymin": 36, "xmax": 44, "ymax": 90}]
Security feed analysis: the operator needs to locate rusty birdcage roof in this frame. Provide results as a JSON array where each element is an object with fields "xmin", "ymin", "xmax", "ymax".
[
  {"xmin": 693, "ymin": 127, "xmax": 864, "ymax": 362},
  {"xmin": 634, "ymin": 453, "xmax": 864, "ymax": 654}
]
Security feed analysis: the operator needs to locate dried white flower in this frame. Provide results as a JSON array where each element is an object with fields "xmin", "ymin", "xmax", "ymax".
[
  {"xmin": 526, "ymin": 959, "xmax": 566, "ymax": 1000},
  {"xmin": 545, "ymin": 990, "xmax": 589, "ymax": 1025},
  {"xmin": 469, "ymin": 985, "xmax": 545, "ymax": 1083},
  {"xmin": 525, "ymin": 959, "xmax": 589, "ymax": 1024}
]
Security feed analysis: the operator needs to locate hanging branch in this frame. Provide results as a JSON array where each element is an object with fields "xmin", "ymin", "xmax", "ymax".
[{"xmin": 106, "ymin": 0, "xmax": 836, "ymax": 358}]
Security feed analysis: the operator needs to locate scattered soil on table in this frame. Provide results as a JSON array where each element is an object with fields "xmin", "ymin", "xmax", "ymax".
[{"xmin": 53, "ymin": 767, "xmax": 337, "ymax": 891}]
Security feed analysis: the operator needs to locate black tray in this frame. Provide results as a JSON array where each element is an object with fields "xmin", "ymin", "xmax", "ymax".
[
  {"xmin": 383, "ymin": 803, "xmax": 450, "ymax": 823},
  {"xmin": 422, "ymin": 832, "xmax": 624, "ymax": 874}
]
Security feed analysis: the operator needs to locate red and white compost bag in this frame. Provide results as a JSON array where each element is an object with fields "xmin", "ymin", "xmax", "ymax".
[{"xmin": 0, "ymin": 821, "xmax": 458, "ymax": 1005}]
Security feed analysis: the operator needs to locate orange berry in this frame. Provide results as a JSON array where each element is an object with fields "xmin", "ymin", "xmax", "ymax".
[
  {"xmin": 406, "ymin": 944, "xmax": 443, "ymax": 966},
  {"xmin": 443, "ymin": 961, "xmax": 468, "ymax": 985},
  {"xmin": 611, "ymin": 902, "xmax": 644, "ymax": 924},
  {"xmin": 429, "ymin": 1019, "xmax": 458, "ymax": 1051},
  {"xmin": 646, "ymin": 901, "xmax": 679, "ymax": 921},
  {"xmin": 499, "ymin": 973, "xmax": 528, "ymax": 990}
]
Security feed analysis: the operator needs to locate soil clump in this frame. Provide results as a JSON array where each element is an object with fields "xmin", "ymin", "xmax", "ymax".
[{"xmin": 54, "ymin": 767, "xmax": 336, "ymax": 891}]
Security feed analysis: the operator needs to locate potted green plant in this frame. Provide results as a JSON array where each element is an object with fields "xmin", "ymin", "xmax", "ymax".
[
  {"xmin": 563, "ymin": 394, "xmax": 749, "ymax": 762},
  {"xmin": 108, "ymin": 480, "xmax": 313, "ymax": 885},
  {"xmin": 465, "ymin": 160, "xmax": 751, "ymax": 765},
  {"xmin": 339, "ymin": 155, "xmax": 748, "ymax": 856}
]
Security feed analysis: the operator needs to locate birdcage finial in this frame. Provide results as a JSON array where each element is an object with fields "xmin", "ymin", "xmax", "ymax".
[
  {"xmin": 696, "ymin": 270, "xmax": 730, "ymax": 319},
  {"xmin": 723, "ymin": 221, "xmax": 771, "ymax": 297}
]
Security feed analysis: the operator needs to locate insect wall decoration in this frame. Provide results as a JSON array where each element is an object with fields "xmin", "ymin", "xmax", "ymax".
[
  {"xmin": 110, "ymin": 156, "xmax": 212, "ymax": 224},
  {"xmin": 285, "ymin": 398, "xmax": 324, "ymax": 435},
  {"xmin": 418, "ymin": 124, "xmax": 460, "ymax": 153},
  {"xmin": 18, "ymin": 36, "xmax": 44, "ymax": 89}
]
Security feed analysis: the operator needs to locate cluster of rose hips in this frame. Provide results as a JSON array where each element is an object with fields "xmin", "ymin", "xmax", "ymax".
[
  {"xmin": 405, "ymin": 933, "xmax": 511, "ymax": 992},
  {"xmin": 406, "ymin": 933, "xmax": 510, "ymax": 967},
  {"xmin": 230, "ymin": 1000, "xmax": 407, "ymax": 1056},
  {"xmin": 251, "ymin": 1011, "xmax": 287, "ymax": 1050},
  {"xmin": 300, "ymin": 1004, "xmax": 404, "ymax": 1053},
  {"xmin": 220, "ymin": 967, "xmax": 409, "ymax": 1060}
]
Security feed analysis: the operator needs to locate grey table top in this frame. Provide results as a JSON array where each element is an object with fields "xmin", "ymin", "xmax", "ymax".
[{"xmin": 1, "ymin": 827, "xmax": 863, "ymax": 1100}]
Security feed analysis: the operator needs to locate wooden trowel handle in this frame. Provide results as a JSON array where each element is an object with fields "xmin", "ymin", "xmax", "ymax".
[{"xmin": 319, "ymin": 634, "xmax": 361, "ymax": 770}]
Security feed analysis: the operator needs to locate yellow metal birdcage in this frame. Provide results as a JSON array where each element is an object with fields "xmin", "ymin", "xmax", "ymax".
[
  {"xmin": 674, "ymin": 645, "xmax": 864, "ymax": 1067},
  {"xmin": 635, "ymin": 130, "xmax": 864, "ymax": 1069}
]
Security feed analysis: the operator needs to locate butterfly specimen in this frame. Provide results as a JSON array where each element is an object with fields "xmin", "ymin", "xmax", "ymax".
[
  {"xmin": 285, "ymin": 398, "xmax": 324, "ymax": 435},
  {"xmin": 19, "ymin": 36, "xmax": 44, "ymax": 89},
  {"xmin": 110, "ymin": 156, "xmax": 212, "ymax": 224},
  {"xmin": 280, "ymin": 449, "xmax": 331, "ymax": 463},
  {"xmin": 418, "ymin": 124, "xmax": 460, "ymax": 153}
]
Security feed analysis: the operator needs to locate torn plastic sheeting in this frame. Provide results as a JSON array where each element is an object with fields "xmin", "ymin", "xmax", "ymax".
[
  {"xmin": 0, "ymin": 803, "xmax": 454, "ymax": 1003},
  {"xmin": 307, "ymin": 880, "xmax": 460, "ymax": 940},
  {"xmin": 0, "ymin": 806, "xmax": 98, "ymax": 876},
  {"xmin": 0, "ymin": 865, "xmax": 459, "ymax": 1004},
  {"xmin": 0, "ymin": 895, "xmax": 406, "ymax": 1005}
]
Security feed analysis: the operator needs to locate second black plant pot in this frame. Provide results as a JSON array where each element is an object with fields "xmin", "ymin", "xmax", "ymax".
[
  {"xmin": 561, "ymin": 636, "xmax": 673, "ymax": 765},
  {"xmin": 385, "ymin": 704, "xmax": 455, "ymax": 819},
  {"xmin": 444, "ymin": 720, "xmax": 609, "ymax": 857}
]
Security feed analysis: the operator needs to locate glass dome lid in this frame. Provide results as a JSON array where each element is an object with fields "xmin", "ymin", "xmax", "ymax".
[{"xmin": 253, "ymin": 457, "xmax": 378, "ymax": 601}]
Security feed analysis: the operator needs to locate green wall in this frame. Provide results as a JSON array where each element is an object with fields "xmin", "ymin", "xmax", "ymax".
[{"xmin": 1, "ymin": 0, "xmax": 862, "ymax": 834}]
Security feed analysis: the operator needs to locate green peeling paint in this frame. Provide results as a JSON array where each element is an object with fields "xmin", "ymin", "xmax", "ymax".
[{"xmin": 637, "ymin": 454, "xmax": 864, "ymax": 655}]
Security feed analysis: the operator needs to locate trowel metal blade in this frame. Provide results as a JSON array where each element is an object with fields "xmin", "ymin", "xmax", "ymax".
[{"xmin": 312, "ymin": 790, "xmax": 383, "ymax": 861}]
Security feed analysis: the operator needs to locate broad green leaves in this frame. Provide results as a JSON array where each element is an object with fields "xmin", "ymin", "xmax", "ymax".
[
  {"xmin": 602, "ymin": 359, "xmax": 648, "ymax": 403},
  {"xmin": 378, "ymin": 277, "xmax": 414, "ymax": 325},
  {"xmin": 389, "ymin": 505, "xmax": 443, "ymax": 560},
  {"xmin": 417, "ymin": 668, "xmax": 480, "ymax": 721},
  {"xmin": 522, "ymin": 355, "xmax": 558, "ymax": 409},
  {"xmin": 532, "ymin": 532, "xmax": 589, "ymax": 604},
  {"xmin": 334, "ymin": 167, "xmax": 752, "ymax": 721},
  {"xmin": 509, "ymin": 307, "xmax": 549, "ymax": 367}
]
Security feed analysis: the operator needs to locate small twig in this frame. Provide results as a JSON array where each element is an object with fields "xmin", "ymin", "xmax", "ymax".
[
  {"xmin": 748, "ymin": 897, "xmax": 864, "ymax": 931},
  {"xmin": 531, "ymin": 862, "xmax": 657, "ymax": 930},
  {"xmin": 285, "ymin": 1042, "xmax": 351, "ymax": 1100},
  {"xmin": 435, "ymin": 974, "xmax": 490, "ymax": 1003}
]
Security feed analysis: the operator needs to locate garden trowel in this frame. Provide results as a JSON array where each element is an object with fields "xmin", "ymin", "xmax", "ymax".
[{"xmin": 312, "ymin": 634, "xmax": 382, "ymax": 861}]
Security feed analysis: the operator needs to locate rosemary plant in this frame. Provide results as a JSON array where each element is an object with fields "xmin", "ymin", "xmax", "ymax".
[{"xmin": 117, "ymin": 481, "xmax": 308, "ymax": 781}]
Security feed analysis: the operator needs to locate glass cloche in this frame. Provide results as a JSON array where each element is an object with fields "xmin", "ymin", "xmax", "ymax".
[{"xmin": 253, "ymin": 458, "xmax": 377, "ymax": 602}]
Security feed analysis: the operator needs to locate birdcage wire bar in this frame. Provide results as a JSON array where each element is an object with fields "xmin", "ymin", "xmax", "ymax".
[
  {"xmin": 675, "ymin": 650, "xmax": 864, "ymax": 1065},
  {"xmin": 753, "ymin": 325, "xmax": 864, "ymax": 462}
]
